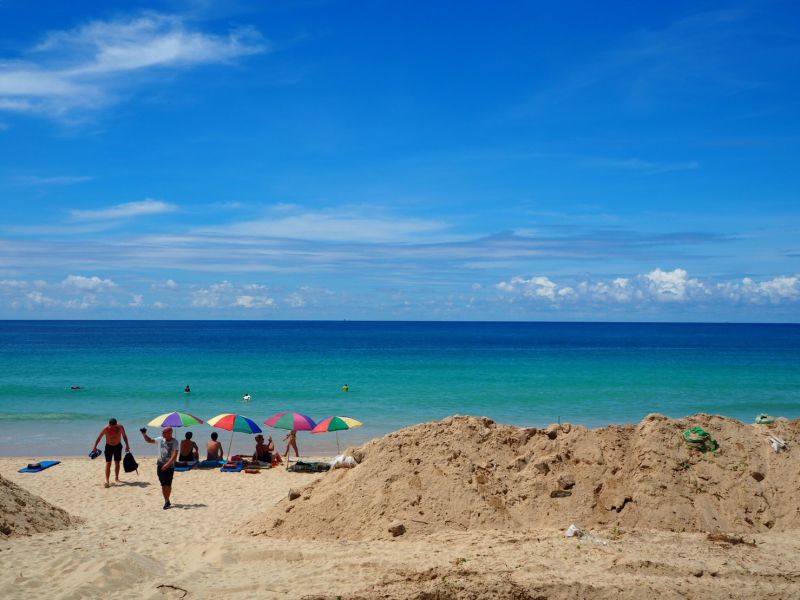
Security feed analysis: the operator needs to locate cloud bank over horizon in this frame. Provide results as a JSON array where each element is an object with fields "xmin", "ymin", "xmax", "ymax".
[{"xmin": 0, "ymin": 268, "xmax": 797, "ymax": 321}]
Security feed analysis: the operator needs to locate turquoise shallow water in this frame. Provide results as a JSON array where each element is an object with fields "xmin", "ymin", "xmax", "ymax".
[{"xmin": 1, "ymin": 320, "xmax": 798, "ymax": 456}]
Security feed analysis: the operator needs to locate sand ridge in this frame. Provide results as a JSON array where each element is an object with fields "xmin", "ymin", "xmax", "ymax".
[
  {"xmin": 242, "ymin": 413, "xmax": 800, "ymax": 540},
  {"xmin": 0, "ymin": 473, "xmax": 77, "ymax": 537}
]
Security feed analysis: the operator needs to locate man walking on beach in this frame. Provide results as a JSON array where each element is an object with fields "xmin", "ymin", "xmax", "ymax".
[
  {"xmin": 140, "ymin": 426, "xmax": 179, "ymax": 509},
  {"xmin": 92, "ymin": 418, "xmax": 130, "ymax": 488}
]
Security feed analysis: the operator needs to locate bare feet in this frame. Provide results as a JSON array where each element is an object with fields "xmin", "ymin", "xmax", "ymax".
[{"xmin": 104, "ymin": 482, "xmax": 110, "ymax": 488}]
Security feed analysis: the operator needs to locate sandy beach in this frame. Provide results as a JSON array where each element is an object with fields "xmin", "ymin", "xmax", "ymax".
[{"xmin": 3, "ymin": 415, "xmax": 800, "ymax": 599}]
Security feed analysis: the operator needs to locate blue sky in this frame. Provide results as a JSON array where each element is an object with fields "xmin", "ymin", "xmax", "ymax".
[{"xmin": 0, "ymin": 0, "xmax": 798, "ymax": 320}]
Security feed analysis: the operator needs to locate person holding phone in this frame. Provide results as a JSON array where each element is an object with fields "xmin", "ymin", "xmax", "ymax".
[{"xmin": 140, "ymin": 426, "xmax": 179, "ymax": 509}]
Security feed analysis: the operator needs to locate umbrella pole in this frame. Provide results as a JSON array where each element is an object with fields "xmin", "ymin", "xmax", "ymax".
[
  {"xmin": 336, "ymin": 431, "xmax": 341, "ymax": 454},
  {"xmin": 227, "ymin": 430, "xmax": 235, "ymax": 460}
]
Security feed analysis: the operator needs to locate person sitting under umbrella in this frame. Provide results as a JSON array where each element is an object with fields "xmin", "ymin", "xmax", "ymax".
[
  {"xmin": 252, "ymin": 434, "xmax": 277, "ymax": 464},
  {"xmin": 207, "ymin": 432, "xmax": 224, "ymax": 461},
  {"xmin": 179, "ymin": 431, "xmax": 199, "ymax": 463}
]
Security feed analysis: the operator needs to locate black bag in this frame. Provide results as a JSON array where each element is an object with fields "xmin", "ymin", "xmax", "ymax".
[{"xmin": 123, "ymin": 451, "xmax": 139, "ymax": 474}]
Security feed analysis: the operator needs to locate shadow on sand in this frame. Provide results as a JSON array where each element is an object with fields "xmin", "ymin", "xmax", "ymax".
[
  {"xmin": 116, "ymin": 480, "xmax": 151, "ymax": 488},
  {"xmin": 170, "ymin": 503, "xmax": 207, "ymax": 510}
]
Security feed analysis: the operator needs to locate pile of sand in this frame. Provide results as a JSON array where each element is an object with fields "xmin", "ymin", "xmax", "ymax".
[
  {"xmin": 0, "ymin": 474, "xmax": 77, "ymax": 537},
  {"xmin": 241, "ymin": 414, "xmax": 800, "ymax": 540}
]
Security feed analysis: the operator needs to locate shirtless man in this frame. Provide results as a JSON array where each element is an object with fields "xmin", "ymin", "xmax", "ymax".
[
  {"xmin": 179, "ymin": 431, "xmax": 199, "ymax": 462},
  {"xmin": 92, "ymin": 418, "xmax": 130, "ymax": 488},
  {"xmin": 206, "ymin": 432, "xmax": 224, "ymax": 461}
]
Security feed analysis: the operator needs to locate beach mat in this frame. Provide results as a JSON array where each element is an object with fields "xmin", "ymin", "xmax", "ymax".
[
  {"xmin": 220, "ymin": 463, "xmax": 245, "ymax": 473},
  {"xmin": 197, "ymin": 460, "xmax": 226, "ymax": 469},
  {"xmin": 175, "ymin": 461, "xmax": 198, "ymax": 472},
  {"xmin": 18, "ymin": 460, "xmax": 61, "ymax": 473}
]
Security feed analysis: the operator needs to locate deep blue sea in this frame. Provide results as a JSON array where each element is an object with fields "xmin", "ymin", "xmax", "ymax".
[{"xmin": 1, "ymin": 321, "xmax": 798, "ymax": 457}]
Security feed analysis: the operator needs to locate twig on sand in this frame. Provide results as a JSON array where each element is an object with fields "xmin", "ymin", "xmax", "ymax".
[
  {"xmin": 707, "ymin": 532, "xmax": 757, "ymax": 547},
  {"xmin": 156, "ymin": 584, "xmax": 188, "ymax": 598}
]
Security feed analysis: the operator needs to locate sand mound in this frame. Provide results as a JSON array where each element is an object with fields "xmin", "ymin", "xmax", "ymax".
[
  {"xmin": 0, "ymin": 475, "xmax": 77, "ymax": 537},
  {"xmin": 241, "ymin": 414, "xmax": 800, "ymax": 540}
]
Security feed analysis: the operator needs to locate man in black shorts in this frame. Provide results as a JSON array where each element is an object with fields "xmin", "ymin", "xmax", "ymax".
[
  {"xmin": 91, "ymin": 418, "xmax": 131, "ymax": 488},
  {"xmin": 140, "ymin": 426, "xmax": 179, "ymax": 509}
]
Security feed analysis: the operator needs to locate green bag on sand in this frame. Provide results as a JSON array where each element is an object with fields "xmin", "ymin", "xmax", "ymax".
[{"xmin": 683, "ymin": 427, "xmax": 719, "ymax": 453}]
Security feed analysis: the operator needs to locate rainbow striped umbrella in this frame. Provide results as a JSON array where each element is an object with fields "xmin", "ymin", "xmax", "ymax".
[
  {"xmin": 208, "ymin": 413, "xmax": 262, "ymax": 434},
  {"xmin": 312, "ymin": 416, "xmax": 363, "ymax": 453},
  {"xmin": 264, "ymin": 412, "xmax": 316, "ymax": 468},
  {"xmin": 312, "ymin": 416, "xmax": 363, "ymax": 433},
  {"xmin": 208, "ymin": 413, "xmax": 262, "ymax": 459},
  {"xmin": 264, "ymin": 411, "xmax": 316, "ymax": 431},
  {"xmin": 148, "ymin": 411, "xmax": 204, "ymax": 428}
]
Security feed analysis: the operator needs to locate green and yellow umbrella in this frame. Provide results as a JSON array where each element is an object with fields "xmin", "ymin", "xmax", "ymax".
[{"xmin": 311, "ymin": 416, "xmax": 363, "ymax": 453}]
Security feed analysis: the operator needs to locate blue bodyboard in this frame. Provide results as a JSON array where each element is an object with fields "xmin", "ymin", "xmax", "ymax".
[
  {"xmin": 18, "ymin": 460, "xmax": 61, "ymax": 473},
  {"xmin": 220, "ymin": 463, "xmax": 244, "ymax": 473}
]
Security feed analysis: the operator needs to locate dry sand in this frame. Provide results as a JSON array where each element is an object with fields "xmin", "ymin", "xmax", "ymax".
[
  {"xmin": 244, "ymin": 413, "xmax": 800, "ymax": 539},
  {"xmin": 0, "ymin": 473, "xmax": 77, "ymax": 537},
  {"xmin": 1, "ymin": 415, "xmax": 799, "ymax": 599}
]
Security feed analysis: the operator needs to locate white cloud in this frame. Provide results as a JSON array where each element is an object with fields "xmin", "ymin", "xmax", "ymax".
[
  {"xmin": 579, "ymin": 277, "xmax": 640, "ymax": 302},
  {"xmin": 190, "ymin": 281, "xmax": 274, "ymax": 309},
  {"xmin": 286, "ymin": 292, "xmax": 306, "ymax": 308},
  {"xmin": 587, "ymin": 157, "xmax": 699, "ymax": 174},
  {"xmin": 129, "ymin": 294, "xmax": 144, "ymax": 307},
  {"xmin": 234, "ymin": 295, "xmax": 274, "ymax": 309},
  {"xmin": 190, "ymin": 281, "xmax": 234, "ymax": 308},
  {"xmin": 63, "ymin": 295, "xmax": 98, "ymax": 310},
  {"xmin": 61, "ymin": 274, "xmax": 117, "ymax": 291},
  {"xmin": 0, "ymin": 279, "xmax": 30, "ymax": 290},
  {"xmin": 497, "ymin": 276, "xmax": 573, "ymax": 301},
  {"xmin": 152, "ymin": 301, "xmax": 168, "ymax": 309},
  {"xmin": 498, "ymin": 269, "xmax": 714, "ymax": 306},
  {"xmin": 25, "ymin": 291, "xmax": 58, "ymax": 307},
  {"xmin": 643, "ymin": 268, "xmax": 707, "ymax": 302},
  {"xmin": 70, "ymin": 199, "xmax": 176, "ymax": 222},
  {"xmin": 210, "ymin": 207, "xmax": 452, "ymax": 243},
  {"xmin": 151, "ymin": 279, "xmax": 179, "ymax": 291},
  {"xmin": 719, "ymin": 275, "xmax": 799, "ymax": 304},
  {"xmin": 0, "ymin": 12, "xmax": 266, "ymax": 118},
  {"xmin": 13, "ymin": 175, "xmax": 93, "ymax": 185}
]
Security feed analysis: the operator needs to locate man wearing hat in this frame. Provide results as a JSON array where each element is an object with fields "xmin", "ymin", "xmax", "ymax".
[{"xmin": 140, "ymin": 426, "xmax": 180, "ymax": 509}]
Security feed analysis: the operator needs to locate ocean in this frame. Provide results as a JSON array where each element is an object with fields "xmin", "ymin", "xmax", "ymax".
[{"xmin": 1, "ymin": 320, "xmax": 798, "ymax": 457}]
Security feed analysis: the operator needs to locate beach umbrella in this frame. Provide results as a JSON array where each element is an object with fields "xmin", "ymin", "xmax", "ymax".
[
  {"xmin": 148, "ymin": 411, "xmax": 204, "ymax": 428},
  {"xmin": 264, "ymin": 412, "xmax": 316, "ymax": 468},
  {"xmin": 312, "ymin": 416, "xmax": 363, "ymax": 453},
  {"xmin": 207, "ymin": 413, "xmax": 262, "ymax": 459},
  {"xmin": 264, "ymin": 411, "xmax": 316, "ymax": 431}
]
